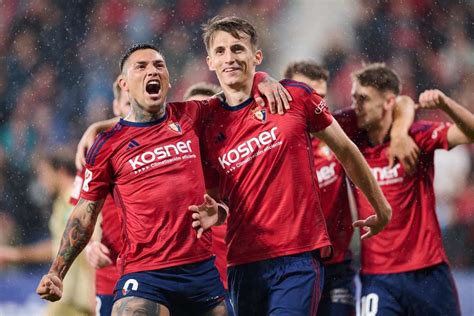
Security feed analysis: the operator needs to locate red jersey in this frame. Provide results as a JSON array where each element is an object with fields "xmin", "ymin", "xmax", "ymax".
[
  {"xmin": 203, "ymin": 80, "xmax": 333, "ymax": 267},
  {"xmin": 211, "ymin": 224, "xmax": 228, "ymax": 289},
  {"xmin": 350, "ymin": 120, "xmax": 451, "ymax": 274},
  {"xmin": 312, "ymin": 137, "xmax": 353, "ymax": 264},
  {"xmin": 81, "ymin": 100, "xmax": 217, "ymax": 275}
]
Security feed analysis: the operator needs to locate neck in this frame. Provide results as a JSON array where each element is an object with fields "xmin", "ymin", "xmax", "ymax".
[
  {"xmin": 221, "ymin": 76, "xmax": 253, "ymax": 106},
  {"xmin": 129, "ymin": 102, "xmax": 166, "ymax": 122},
  {"xmin": 366, "ymin": 113, "xmax": 393, "ymax": 145}
]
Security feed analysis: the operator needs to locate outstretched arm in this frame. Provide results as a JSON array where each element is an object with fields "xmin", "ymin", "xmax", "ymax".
[
  {"xmin": 314, "ymin": 120, "xmax": 392, "ymax": 239},
  {"xmin": 36, "ymin": 198, "xmax": 104, "ymax": 301},
  {"xmin": 418, "ymin": 89, "xmax": 474, "ymax": 147}
]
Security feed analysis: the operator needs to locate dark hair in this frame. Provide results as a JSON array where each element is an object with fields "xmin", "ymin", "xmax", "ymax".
[
  {"xmin": 284, "ymin": 61, "xmax": 329, "ymax": 81},
  {"xmin": 183, "ymin": 82, "xmax": 221, "ymax": 100},
  {"xmin": 120, "ymin": 43, "xmax": 162, "ymax": 72},
  {"xmin": 202, "ymin": 16, "xmax": 258, "ymax": 51},
  {"xmin": 352, "ymin": 63, "xmax": 401, "ymax": 95}
]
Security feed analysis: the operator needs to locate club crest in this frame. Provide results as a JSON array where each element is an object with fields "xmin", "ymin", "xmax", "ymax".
[
  {"xmin": 251, "ymin": 106, "xmax": 267, "ymax": 123},
  {"xmin": 168, "ymin": 122, "xmax": 182, "ymax": 134},
  {"xmin": 319, "ymin": 145, "xmax": 332, "ymax": 158}
]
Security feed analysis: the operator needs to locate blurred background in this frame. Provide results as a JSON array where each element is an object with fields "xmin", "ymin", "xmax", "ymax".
[{"xmin": 0, "ymin": 0, "xmax": 473, "ymax": 315}]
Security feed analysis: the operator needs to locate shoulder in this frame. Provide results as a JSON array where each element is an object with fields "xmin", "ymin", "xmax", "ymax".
[
  {"xmin": 85, "ymin": 123, "xmax": 125, "ymax": 166},
  {"xmin": 409, "ymin": 120, "xmax": 449, "ymax": 136},
  {"xmin": 280, "ymin": 79, "xmax": 313, "ymax": 96}
]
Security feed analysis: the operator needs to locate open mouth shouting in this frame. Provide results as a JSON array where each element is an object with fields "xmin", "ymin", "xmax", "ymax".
[{"xmin": 145, "ymin": 79, "xmax": 161, "ymax": 98}]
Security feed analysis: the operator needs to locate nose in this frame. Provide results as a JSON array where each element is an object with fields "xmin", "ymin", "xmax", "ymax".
[
  {"xmin": 223, "ymin": 50, "xmax": 236, "ymax": 64},
  {"xmin": 146, "ymin": 64, "xmax": 159, "ymax": 77}
]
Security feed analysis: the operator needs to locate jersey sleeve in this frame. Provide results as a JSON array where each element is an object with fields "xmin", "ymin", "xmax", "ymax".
[
  {"xmin": 69, "ymin": 169, "xmax": 84, "ymax": 206},
  {"xmin": 80, "ymin": 132, "xmax": 115, "ymax": 201},
  {"xmin": 410, "ymin": 121, "xmax": 451, "ymax": 154},
  {"xmin": 303, "ymin": 89, "xmax": 333, "ymax": 133}
]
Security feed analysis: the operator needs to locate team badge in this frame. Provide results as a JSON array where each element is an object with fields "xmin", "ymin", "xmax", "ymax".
[
  {"xmin": 168, "ymin": 122, "xmax": 182, "ymax": 134},
  {"xmin": 251, "ymin": 106, "xmax": 267, "ymax": 123},
  {"xmin": 314, "ymin": 99, "xmax": 328, "ymax": 114},
  {"xmin": 318, "ymin": 145, "xmax": 332, "ymax": 159}
]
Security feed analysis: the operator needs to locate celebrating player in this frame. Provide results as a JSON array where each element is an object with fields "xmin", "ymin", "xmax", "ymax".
[
  {"xmin": 190, "ymin": 16, "xmax": 392, "ymax": 315},
  {"xmin": 346, "ymin": 64, "xmax": 468, "ymax": 316},
  {"xmin": 283, "ymin": 60, "xmax": 418, "ymax": 316}
]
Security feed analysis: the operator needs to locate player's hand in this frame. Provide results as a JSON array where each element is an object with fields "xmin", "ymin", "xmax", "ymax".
[
  {"xmin": 387, "ymin": 135, "xmax": 420, "ymax": 175},
  {"xmin": 353, "ymin": 214, "xmax": 390, "ymax": 240},
  {"xmin": 36, "ymin": 273, "xmax": 63, "ymax": 302},
  {"xmin": 255, "ymin": 76, "xmax": 292, "ymax": 115},
  {"xmin": 75, "ymin": 126, "xmax": 99, "ymax": 170},
  {"xmin": 85, "ymin": 241, "xmax": 113, "ymax": 269},
  {"xmin": 188, "ymin": 194, "xmax": 224, "ymax": 238},
  {"xmin": 417, "ymin": 89, "xmax": 448, "ymax": 110}
]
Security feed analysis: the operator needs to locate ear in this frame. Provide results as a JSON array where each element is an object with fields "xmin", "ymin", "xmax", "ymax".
[
  {"xmin": 384, "ymin": 93, "xmax": 396, "ymax": 111},
  {"xmin": 254, "ymin": 49, "xmax": 263, "ymax": 66},
  {"xmin": 206, "ymin": 55, "xmax": 215, "ymax": 71},
  {"xmin": 118, "ymin": 74, "xmax": 128, "ymax": 92}
]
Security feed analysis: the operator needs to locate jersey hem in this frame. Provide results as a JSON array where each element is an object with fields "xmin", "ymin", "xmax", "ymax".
[
  {"xmin": 122, "ymin": 253, "xmax": 214, "ymax": 275},
  {"xmin": 227, "ymin": 241, "xmax": 332, "ymax": 267},
  {"xmin": 360, "ymin": 258, "xmax": 447, "ymax": 275}
]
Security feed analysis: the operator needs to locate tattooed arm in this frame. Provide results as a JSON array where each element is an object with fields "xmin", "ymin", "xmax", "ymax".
[{"xmin": 36, "ymin": 198, "xmax": 105, "ymax": 302}]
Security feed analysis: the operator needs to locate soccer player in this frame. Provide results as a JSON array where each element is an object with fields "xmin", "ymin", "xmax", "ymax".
[
  {"xmin": 283, "ymin": 61, "xmax": 418, "ymax": 316},
  {"xmin": 75, "ymin": 79, "xmax": 131, "ymax": 316},
  {"xmin": 190, "ymin": 16, "xmax": 392, "ymax": 316},
  {"xmin": 346, "ymin": 64, "xmax": 468, "ymax": 316},
  {"xmin": 37, "ymin": 44, "xmax": 228, "ymax": 316},
  {"xmin": 37, "ymin": 43, "xmax": 289, "ymax": 316}
]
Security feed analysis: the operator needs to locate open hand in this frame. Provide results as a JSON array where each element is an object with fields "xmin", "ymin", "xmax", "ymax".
[
  {"xmin": 353, "ymin": 214, "xmax": 390, "ymax": 240},
  {"xmin": 188, "ymin": 194, "xmax": 221, "ymax": 238},
  {"xmin": 255, "ymin": 76, "xmax": 292, "ymax": 114}
]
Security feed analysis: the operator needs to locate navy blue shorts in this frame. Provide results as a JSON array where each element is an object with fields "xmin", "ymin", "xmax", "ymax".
[
  {"xmin": 114, "ymin": 258, "xmax": 226, "ymax": 315},
  {"xmin": 318, "ymin": 260, "xmax": 356, "ymax": 316},
  {"xmin": 360, "ymin": 263, "xmax": 461, "ymax": 316},
  {"xmin": 96, "ymin": 294, "xmax": 113, "ymax": 316},
  {"xmin": 228, "ymin": 251, "xmax": 324, "ymax": 316}
]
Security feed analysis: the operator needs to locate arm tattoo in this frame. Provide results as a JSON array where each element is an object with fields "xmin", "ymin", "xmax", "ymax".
[
  {"xmin": 132, "ymin": 102, "xmax": 166, "ymax": 123},
  {"xmin": 50, "ymin": 198, "xmax": 104, "ymax": 279}
]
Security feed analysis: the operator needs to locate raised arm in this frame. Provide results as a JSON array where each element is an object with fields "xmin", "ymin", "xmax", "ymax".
[
  {"xmin": 314, "ymin": 120, "xmax": 392, "ymax": 239},
  {"xmin": 388, "ymin": 95, "xmax": 419, "ymax": 173},
  {"xmin": 36, "ymin": 198, "xmax": 104, "ymax": 301},
  {"xmin": 419, "ymin": 89, "xmax": 474, "ymax": 147}
]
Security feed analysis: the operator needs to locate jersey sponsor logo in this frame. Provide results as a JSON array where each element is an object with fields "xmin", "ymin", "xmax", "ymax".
[
  {"xmin": 314, "ymin": 98, "xmax": 328, "ymax": 114},
  {"xmin": 218, "ymin": 126, "xmax": 281, "ymax": 172},
  {"xmin": 82, "ymin": 169, "xmax": 93, "ymax": 192},
  {"xmin": 168, "ymin": 121, "xmax": 182, "ymax": 134},
  {"xmin": 370, "ymin": 163, "xmax": 403, "ymax": 186},
  {"xmin": 128, "ymin": 140, "xmax": 195, "ymax": 174},
  {"xmin": 317, "ymin": 162, "xmax": 338, "ymax": 187}
]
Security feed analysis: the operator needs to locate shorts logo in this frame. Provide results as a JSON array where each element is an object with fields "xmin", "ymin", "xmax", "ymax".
[
  {"xmin": 168, "ymin": 122, "xmax": 182, "ymax": 134},
  {"xmin": 251, "ymin": 106, "xmax": 267, "ymax": 123},
  {"xmin": 82, "ymin": 169, "xmax": 93, "ymax": 192},
  {"xmin": 314, "ymin": 99, "xmax": 328, "ymax": 114},
  {"xmin": 122, "ymin": 279, "xmax": 139, "ymax": 296}
]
